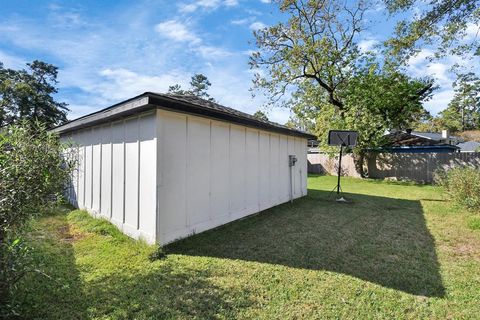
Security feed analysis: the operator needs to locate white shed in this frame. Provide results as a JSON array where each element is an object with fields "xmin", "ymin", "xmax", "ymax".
[{"xmin": 54, "ymin": 93, "xmax": 315, "ymax": 244}]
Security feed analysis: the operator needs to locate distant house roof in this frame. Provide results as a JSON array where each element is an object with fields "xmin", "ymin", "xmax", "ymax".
[
  {"xmin": 52, "ymin": 92, "xmax": 316, "ymax": 139},
  {"xmin": 411, "ymin": 131, "xmax": 461, "ymax": 141},
  {"xmin": 457, "ymin": 141, "xmax": 480, "ymax": 152},
  {"xmin": 376, "ymin": 131, "xmax": 460, "ymax": 153}
]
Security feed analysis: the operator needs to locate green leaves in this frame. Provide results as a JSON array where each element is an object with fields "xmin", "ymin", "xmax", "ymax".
[
  {"xmin": 0, "ymin": 60, "xmax": 69, "ymax": 128},
  {"xmin": 0, "ymin": 121, "xmax": 74, "ymax": 235},
  {"xmin": 168, "ymin": 73, "xmax": 216, "ymax": 102},
  {"xmin": 0, "ymin": 121, "xmax": 75, "ymax": 317},
  {"xmin": 250, "ymin": 0, "xmax": 369, "ymax": 109},
  {"xmin": 421, "ymin": 72, "xmax": 480, "ymax": 132},
  {"xmin": 384, "ymin": 0, "xmax": 480, "ymax": 62}
]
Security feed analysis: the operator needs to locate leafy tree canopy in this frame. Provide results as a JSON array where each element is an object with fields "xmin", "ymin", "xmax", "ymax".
[
  {"xmin": 250, "ymin": 0, "xmax": 434, "ymax": 176},
  {"xmin": 168, "ymin": 73, "xmax": 215, "ymax": 102},
  {"xmin": 0, "ymin": 60, "xmax": 69, "ymax": 128},
  {"xmin": 384, "ymin": 0, "xmax": 480, "ymax": 62},
  {"xmin": 250, "ymin": 0, "xmax": 369, "ymax": 111},
  {"xmin": 253, "ymin": 110, "xmax": 269, "ymax": 121},
  {"xmin": 415, "ymin": 72, "xmax": 480, "ymax": 132}
]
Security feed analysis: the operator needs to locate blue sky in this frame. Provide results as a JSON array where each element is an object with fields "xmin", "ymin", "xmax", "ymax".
[{"xmin": 0, "ymin": 0, "xmax": 477, "ymax": 124}]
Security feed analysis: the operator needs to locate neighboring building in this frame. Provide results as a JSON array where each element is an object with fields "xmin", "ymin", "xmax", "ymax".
[
  {"xmin": 377, "ymin": 129, "xmax": 460, "ymax": 153},
  {"xmin": 53, "ymin": 92, "xmax": 315, "ymax": 244},
  {"xmin": 456, "ymin": 141, "xmax": 480, "ymax": 152},
  {"xmin": 307, "ymin": 139, "xmax": 320, "ymax": 154},
  {"xmin": 411, "ymin": 130, "xmax": 461, "ymax": 145}
]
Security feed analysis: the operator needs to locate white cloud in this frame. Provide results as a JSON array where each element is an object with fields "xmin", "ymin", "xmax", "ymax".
[
  {"xmin": 407, "ymin": 49, "xmax": 434, "ymax": 67},
  {"xmin": 0, "ymin": 3, "xmax": 278, "ymax": 124},
  {"xmin": 224, "ymin": 0, "xmax": 239, "ymax": 6},
  {"xmin": 424, "ymin": 89, "xmax": 455, "ymax": 115},
  {"xmin": 259, "ymin": 0, "xmax": 271, "ymax": 3},
  {"xmin": 178, "ymin": 3, "xmax": 198, "ymax": 13},
  {"xmin": 0, "ymin": 50, "xmax": 26, "ymax": 69},
  {"xmin": 268, "ymin": 107, "xmax": 290, "ymax": 124},
  {"xmin": 405, "ymin": 48, "xmax": 480, "ymax": 115},
  {"xmin": 155, "ymin": 20, "xmax": 201, "ymax": 43},
  {"xmin": 178, "ymin": 0, "xmax": 237, "ymax": 13},
  {"xmin": 91, "ymin": 68, "xmax": 190, "ymax": 102},
  {"xmin": 465, "ymin": 23, "xmax": 480, "ymax": 40},
  {"xmin": 196, "ymin": 45, "xmax": 232, "ymax": 59},
  {"xmin": 358, "ymin": 39, "xmax": 379, "ymax": 53},
  {"xmin": 231, "ymin": 17, "xmax": 253, "ymax": 25},
  {"xmin": 249, "ymin": 21, "xmax": 267, "ymax": 30}
]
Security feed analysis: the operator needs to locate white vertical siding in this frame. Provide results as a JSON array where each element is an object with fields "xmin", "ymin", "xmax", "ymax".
[
  {"xmin": 138, "ymin": 115, "xmax": 156, "ymax": 237},
  {"xmin": 64, "ymin": 111, "xmax": 157, "ymax": 243},
  {"xmin": 77, "ymin": 133, "xmax": 85, "ymax": 209},
  {"xmin": 209, "ymin": 121, "xmax": 230, "ymax": 223},
  {"xmin": 111, "ymin": 120, "xmax": 125, "ymax": 225},
  {"xmin": 100, "ymin": 124, "xmax": 112, "ymax": 219},
  {"xmin": 157, "ymin": 109, "xmax": 309, "ymax": 244},
  {"xmin": 84, "ymin": 130, "xmax": 93, "ymax": 209},
  {"xmin": 279, "ymin": 136, "xmax": 289, "ymax": 202},
  {"xmin": 63, "ymin": 108, "xmax": 308, "ymax": 245},
  {"xmin": 245, "ymin": 129, "xmax": 259, "ymax": 213},
  {"xmin": 158, "ymin": 112, "xmax": 187, "ymax": 239},
  {"xmin": 124, "ymin": 117, "xmax": 139, "ymax": 233},
  {"xmin": 92, "ymin": 128, "xmax": 101, "ymax": 214},
  {"xmin": 269, "ymin": 134, "xmax": 280, "ymax": 206},
  {"xmin": 229, "ymin": 125, "xmax": 246, "ymax": 217},
  {"xmin": 186, "ymin": 117, "xmax": 211, "ymax": 227},
  {"xmin": 258, "ymin": 132, "xmax": 270, "ymax": 210}
]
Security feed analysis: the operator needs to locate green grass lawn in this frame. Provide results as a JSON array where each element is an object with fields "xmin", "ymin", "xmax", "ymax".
[{"xmin": 15, "ymin": 175, "xmax": 480, "ymax": 319}]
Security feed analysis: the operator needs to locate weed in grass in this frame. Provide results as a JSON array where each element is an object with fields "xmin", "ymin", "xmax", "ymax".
[
  {"xmin": 149, "ymin": 245, "xmax": 168, "ymax": 261},
  {"xmin": 468, "ymin": 216, "xmax": 480, "ymax": 230}
]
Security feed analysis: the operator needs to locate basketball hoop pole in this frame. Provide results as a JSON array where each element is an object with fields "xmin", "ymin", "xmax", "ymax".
[
  {"xmin": 336, "ymin": 144, "xmax": 343, "ymax": 195},
  {"xmin": 327, "ymin": 130, "xmax": 358, "ymax": 202}
]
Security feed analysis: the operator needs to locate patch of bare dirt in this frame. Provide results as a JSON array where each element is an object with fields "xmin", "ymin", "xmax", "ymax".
[{"xmin": 57, "ymin": 225, "xmax": 85, "ymax": 243}]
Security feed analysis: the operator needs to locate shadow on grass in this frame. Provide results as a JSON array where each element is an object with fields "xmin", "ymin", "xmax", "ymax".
[
  {"xmin": 15, "ymin": 213, "xmax": 249, "ymax": 319},
  {"xmin": 167, "ymin": 189, "xmax": 445, "ymax": 297}
]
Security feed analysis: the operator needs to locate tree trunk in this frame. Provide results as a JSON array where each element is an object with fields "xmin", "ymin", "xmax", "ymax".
[{"xmin": 353, "ymin": 150, "xmax": 367, "ymax": 178}]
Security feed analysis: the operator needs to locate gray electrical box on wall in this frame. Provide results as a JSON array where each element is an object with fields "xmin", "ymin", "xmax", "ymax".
[{"xmin": 289, "ymin": 155, "xmax": 297, "ymax": 167}]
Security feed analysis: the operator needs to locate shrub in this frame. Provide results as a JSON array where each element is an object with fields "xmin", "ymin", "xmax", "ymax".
[
  {"xmin": 435, "ymin": 167, "xmax": 480, "ymax": 212},
  {"xmin": 0, "ymin": 121, "xmax": 74, "ymax": 318}
]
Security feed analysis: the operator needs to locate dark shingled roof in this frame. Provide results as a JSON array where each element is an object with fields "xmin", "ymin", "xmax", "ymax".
[
  {"xmin": 383, "ymin": 131, "xmax": 459, "ymax": 149},
  {"xmin": 52, "ymin": 92, "xmax": 316, "ymax": 139}
]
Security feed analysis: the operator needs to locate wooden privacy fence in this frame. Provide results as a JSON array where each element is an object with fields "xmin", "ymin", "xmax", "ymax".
[
  {"xmin": 308, "ymin": 152, "xmax": 480, "ymax": 183},
  {"xmin": 307, "ymin": 153, "xmax": 360, "ymax": 178}
]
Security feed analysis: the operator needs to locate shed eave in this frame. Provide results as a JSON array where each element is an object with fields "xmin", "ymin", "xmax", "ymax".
[
  {"xmin": 51, "ymin": 94, "xmax": 152, "ymax": 134},
  {"xmin": 52, "ymin": 92, "xmax": 316, "ymax": 139}
]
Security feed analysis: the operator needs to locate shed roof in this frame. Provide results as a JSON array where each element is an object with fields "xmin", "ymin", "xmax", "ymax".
[{"xmin": 52, "ymin": 92, "xmax": 315, "ymax": 139}]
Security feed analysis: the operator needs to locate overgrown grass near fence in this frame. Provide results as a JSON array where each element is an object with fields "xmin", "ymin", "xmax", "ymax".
[{"xmin": 436, "ymin": 167, "xmax": 480, "ymax": 213}]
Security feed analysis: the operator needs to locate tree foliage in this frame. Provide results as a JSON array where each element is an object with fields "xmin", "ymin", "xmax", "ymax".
[
  {"xmin": 250, "ymin": 0, "xmax": 434, "ymax": 176},
  {"xmin": 415, "ymin": 72, "xmax": 480, "ymax": 132},
  {"xmin": 0, "ymin": 61, "xmax": 69, "ymax": 128},
  {"xmin": 443, "ymin": 72, "xmax": 480, "ymax": 131},
  {"xmin": 250, "ymin": 0, "xmax": 368, "ymax": 111},
  {"xmin": 311, "ymin": 68, "xmax": 434, "ymax": 174},
  {"xmin": 0, "ymin": 121, "xmax": 74, "ymax": 317},
  {"xmin": 384, "ymin": 0, "xmax": 480, "ymax": 61},
  {"xmin": 168, "ymin": 73, "xmax": 215, "ymax": 101},
  {"xmin": 253, "ymin": 110, "xmax": 269, "ymax": 121}
]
